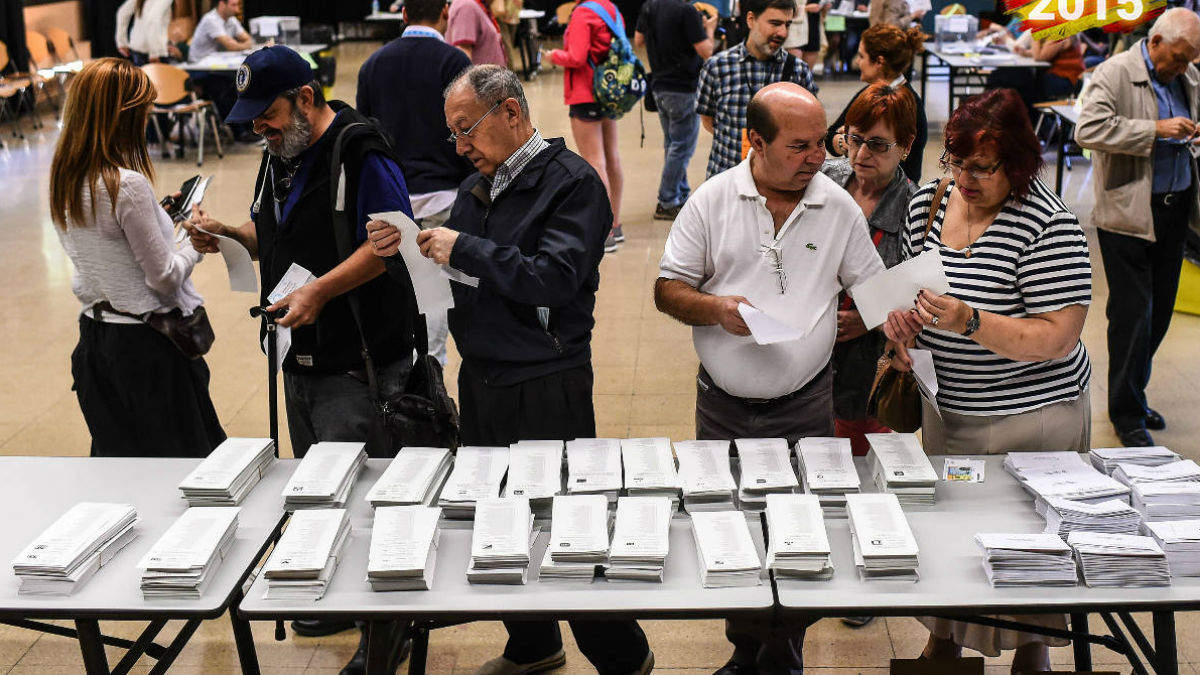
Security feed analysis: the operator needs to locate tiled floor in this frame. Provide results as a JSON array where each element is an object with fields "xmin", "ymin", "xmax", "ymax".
[{"xmin": 2, "ymin": 39, "xmax": 1199, "ymax": 674}]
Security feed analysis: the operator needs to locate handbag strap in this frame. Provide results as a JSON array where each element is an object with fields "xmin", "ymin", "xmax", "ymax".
[{"xmin": 924, "ymin": 177, "xmax": 951, "ymax": 246}]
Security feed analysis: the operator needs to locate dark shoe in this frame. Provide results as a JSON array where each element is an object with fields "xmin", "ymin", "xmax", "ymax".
[
  {"xmin": 654, "ymin": 204, "xmax": 682, "ymax": 221},
  {"xmin": 1118, "ymin": 427, "xmax": 1155, "ymax": 447},
  {"xmin": 612, "ymin": 224, "xmax": 625, "ymax": 242},
  {"xmin": 841, "ymin": 616, "xmax": 875, "ymax": 628},
  {"xmin": 339, "ymin": 629, "xmax": 412, "ymax": 675},
  {"xmin": 713, "ymin": 659, "xmax": 757, "ymax": 675},
  {"xmin": 291, "ymin": 619, "xmax": 357, "ymax": 637},
  {"xmin": 1145, "ymin": 408, "xmax": 1166, "ymax": 431}
]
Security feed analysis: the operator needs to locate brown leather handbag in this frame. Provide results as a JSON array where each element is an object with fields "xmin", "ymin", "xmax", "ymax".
[{"xmin": 865, "ymin": 177, "xmax": 951, "ymax": 433}]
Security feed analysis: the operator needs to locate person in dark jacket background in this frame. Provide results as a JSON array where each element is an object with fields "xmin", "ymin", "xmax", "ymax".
[{"xmin": 367, "ymin": 64, "xmax": 654, "ymax": 675}]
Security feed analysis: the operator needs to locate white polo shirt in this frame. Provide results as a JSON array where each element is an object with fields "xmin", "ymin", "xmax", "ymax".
[{"xmin": 658, "ymin": 157, "xmax": 886, "ymax": 399}]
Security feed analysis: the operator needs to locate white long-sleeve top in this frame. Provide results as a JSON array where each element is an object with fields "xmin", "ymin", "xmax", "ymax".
[
  {"xmin": 115, "ymin": 0, "xmax": 175, "ymax": 59},
  {"xmin": 55, "ymin": 168, "xmax": 204, "ymax": 322}
]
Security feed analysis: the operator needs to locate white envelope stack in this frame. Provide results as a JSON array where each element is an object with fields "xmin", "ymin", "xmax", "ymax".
[
  {"xmin": 795, "ymin": 437, "xmax": 860, "ymax": 516},
  {"xmin": 1089, "ymin": 446, "xmax": 1180, "ymax": 476},
  {"xmin": 139, "ymin": 507, "xmax": 239, "ymax": 598},
  {"xmin": 690, "ymin": 510, "xmax": 763, "ymax": 588},
  {"xmin": 505, "ymin": 441, "xmax": 564, "ymax": 519},
  {"xmin": 468, "ymin": 497, "xmax": 536, "ymax": 584},
  {"xmin": 608, "ymin": 496, "xmax": 672, "ymax": 582},
  {"xmin": 13, "ymin": 502, "xmax": 139, "ymax": 596},
  {"xmin": 675, "ymin": 440, "xmax": 737, "ymax": 512},
  {"xmin": 1040, "ymin": 498, "xmax": 1142, "ymax": 537},
  {"xmin": 540, "ymin": 494, "xmax": 610, "ymax": 582},
  {"xmin": 565, "ymin": 438, "xmax": 623, "ymax": 502},
  {"xmin": 621, "ymin": 437, "xmax": 681, "ymax": 510},
  {"xmin": 1112, "ymin": 460, "xmax": 1200, "ymax": 488},
  {"xmin": 1012, "ymin": 456, "xmax": 1130, "ymax": 506},
  {"xmin": 367, "ymin": 506, "xmax": 441, "ymax": 591},
  {"xmin": 178, "ymin": 437, "xmax": 275, "ymax": 506},
  {"xmin": 1068, "ymin": 531, "xmax": 1171, "ymax": 587},
  {"xmin": 282, "ymin": 443, "xmax": 367, "ymax": 510},
  {"xmin": 865, "ymin": 434, "xmax": 937, "ymax": 506},
  {"xmin": 765, "ymin": 494, "xmax": 833, "ymax": 580},
  {"xmin": 734, "ymin": 438, "xmax": 800, "ymax": 510},
  {"xmin": 846, "ymin": 493, "xmax": 920, "ymax": 581},
  {"xmin": 366, "ymin": 447, "xmax": 453, "ymax": 508},
  {"xmin": 1132, "ymin": 482, "xmax": 1200, "ymax": 521},
  {"xmin": 974, "ymin": 533, "xmax": 1078, "ymax": 587},
  {"xmin": 262, "ymin": 509, "xmax": 351, "ymax": 600},
  {"xmin": 438, "ymin": 446, "xmax": 508, "ymax": 519},
  {"xmin": 1145, "ymin": 520, "xmax": 1200, "ymax": 577}
]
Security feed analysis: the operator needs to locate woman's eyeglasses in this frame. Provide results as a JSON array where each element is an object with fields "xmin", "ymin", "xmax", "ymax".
[
  {"xmin": 844, "ymin": 133, "xmax": 899, "ymax": 154},
  {"xmin": 939, "ymin": 151, "xmax": 1004, "ymax": 181}
]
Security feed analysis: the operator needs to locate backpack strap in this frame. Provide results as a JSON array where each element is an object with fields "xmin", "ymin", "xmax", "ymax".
[
  {"xmin": 781, "ymin": 52, "xmax": 796, "ymax": 83},
  {"xmin": 579, "ymin": 0, "xmax": 625, "ymax": 34}
]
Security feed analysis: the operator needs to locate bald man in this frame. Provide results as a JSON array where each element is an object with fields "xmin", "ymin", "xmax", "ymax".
[{"xmin": 655, "ymin": 83, "xmax": 885, "ymax": 675}]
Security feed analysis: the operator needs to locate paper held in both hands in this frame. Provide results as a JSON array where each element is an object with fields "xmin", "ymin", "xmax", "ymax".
[
  {"xmin": 438, "ymin": 445, "xmax": 509, "ymax": 518},
  {"xmin": 608, "ymin": 496, "xmax": 672, "ymax": 582},
  {"xmin": 369, "ymin": 210, "xmax": 476, "ymax": 317},
  {"xmin": 139, "ymin": 507, "xmax": 239, "ymax": 598},
  {"xmin": 368, "ymin": 505, "xmax": 442, "ymax": 591},
  {"xmin": 262, "ymin": 509, "xmax": 351, "ymax": 600},
  {"xmin": 12, "ymin": 502, "xmax": 139, "ymax": 596},
  {"xmin": 850, "ymin": 250, "xmax": 952, "ymax": 330}
]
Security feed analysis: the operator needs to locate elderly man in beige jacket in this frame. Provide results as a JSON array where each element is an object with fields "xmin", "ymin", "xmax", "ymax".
[{"xmin": 1075, "ymin": 7, "xmax": 1200, "ymax": 448}]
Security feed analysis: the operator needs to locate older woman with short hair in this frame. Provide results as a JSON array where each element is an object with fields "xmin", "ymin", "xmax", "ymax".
[{"xmin": 885, "ymin": 87, "xmax": 1093, "ymax": 675}]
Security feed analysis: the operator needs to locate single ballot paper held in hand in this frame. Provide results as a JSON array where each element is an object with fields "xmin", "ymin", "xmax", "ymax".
[
  {"xmin": 369, "ymin": 211, "xmax": 456, "ymax": 316},
  {"xmin": 849, "ymin": 250, "xmax": 952, "ymax": 329}
]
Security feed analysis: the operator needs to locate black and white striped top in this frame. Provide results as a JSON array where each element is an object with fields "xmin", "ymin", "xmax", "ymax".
[{"xmin": 904, "ymin": 177, "xmax": 1092, "ymax": 416}]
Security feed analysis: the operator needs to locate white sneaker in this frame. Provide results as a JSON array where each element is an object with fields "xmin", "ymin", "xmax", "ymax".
[{"xmin": 474, "ymin": 650, "xmax": 566, "ymax": 675}]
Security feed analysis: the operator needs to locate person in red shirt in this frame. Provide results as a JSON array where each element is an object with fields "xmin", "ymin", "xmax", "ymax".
[{"xmin": 545, "ymin": 0, "xmax": 626, "ymax": 251}]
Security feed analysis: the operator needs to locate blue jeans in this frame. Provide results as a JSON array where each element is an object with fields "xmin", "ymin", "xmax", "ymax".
[{"xmin": 654, "ymin": 89, "xmax": 700, "ymax": 209}]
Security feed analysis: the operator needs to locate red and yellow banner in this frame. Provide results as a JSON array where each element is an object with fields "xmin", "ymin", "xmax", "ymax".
[{"xmin": 1002, "ymin": 0, "xmax": 1165, "ymax": 40}]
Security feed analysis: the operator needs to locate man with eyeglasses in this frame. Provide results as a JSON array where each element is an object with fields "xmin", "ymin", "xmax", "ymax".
[
  {"xmin": 367, "ymin": 64, "xmax": 654, "ymax": 675},
  {"xmin": 655, "ymin": 82, "xmax": 885, "ymax": 675},
  {"xmin": 1076, "ymin": 7, "xmax": 1200, "ymax": 447}
]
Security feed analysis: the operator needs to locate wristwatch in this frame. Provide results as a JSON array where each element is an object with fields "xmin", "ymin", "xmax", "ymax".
[{"xmin": 962, "ymin": 307, "xmax": 981, "ymax": 337}]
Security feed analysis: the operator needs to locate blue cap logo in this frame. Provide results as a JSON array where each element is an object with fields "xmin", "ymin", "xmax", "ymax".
[{"xmin": 236, "ymin": 64, "xmax": 251, "ymax": 93}]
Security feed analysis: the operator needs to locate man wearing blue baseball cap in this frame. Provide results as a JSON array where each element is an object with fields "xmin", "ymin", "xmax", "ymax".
[{"xmin": 183, "ymin": 45, "xmax": 417, "ymax": 674}]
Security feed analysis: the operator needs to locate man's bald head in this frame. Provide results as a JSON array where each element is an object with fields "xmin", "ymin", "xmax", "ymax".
[{"xmin": 746, "ymin": 82, "xmax": 824, "ymax": 145}]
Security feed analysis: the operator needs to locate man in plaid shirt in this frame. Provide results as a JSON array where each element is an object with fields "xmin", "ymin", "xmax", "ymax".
[{"xmin": 697, "ymin": 0, "xmax": 818, "ymax": 178}]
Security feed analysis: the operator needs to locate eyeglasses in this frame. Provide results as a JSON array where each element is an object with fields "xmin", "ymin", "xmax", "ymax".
[
  {"xmin": 845, "ymin": 133, "xmax": 899, "ymax": 154},
  {"xmin": 447, "ymin": 101, "xmax": 501, "ymax": 143},
  {"xmin": 939, "ymin": 151, "xmax": 1003, "ymax": 181},
  {"xmin": 762, "ymin": 243, "xmax": 786, "ymax": 294}
]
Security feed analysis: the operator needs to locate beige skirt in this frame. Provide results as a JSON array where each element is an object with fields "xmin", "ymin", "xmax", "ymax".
[{"xmin": 916, "ymin": 390, "xmax": 1091, "ymax": 655}]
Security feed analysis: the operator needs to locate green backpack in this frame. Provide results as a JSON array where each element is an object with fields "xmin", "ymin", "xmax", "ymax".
[{"xmin": 579, "ymin": 1, "xmax": 647, "ymax": 119}]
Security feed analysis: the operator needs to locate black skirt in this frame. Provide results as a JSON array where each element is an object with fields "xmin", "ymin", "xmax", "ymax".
[{"xmin": 71, "ymin": 315, "xmax": 226, "ymax": 457}]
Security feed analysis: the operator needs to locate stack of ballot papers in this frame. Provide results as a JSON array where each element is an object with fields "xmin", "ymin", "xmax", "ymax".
[
  {"xmin": 13, "ymin": 502, "xmax": 139, "ymax": 596},
  {"xmin": 367, "ymin": 506, "xmax": 441, "ymax": 591},
  {"xmin": 262, "ymin": 509, "xmax": 351, "ymax": 600},
  {"xmin": 504, "ymin": 441, "xmax": 563, "ymax": 519},
  {"xmin": 1145, "ymin": 520, "xmax": 1200, "ymax": 576},
  {"xmin": 1004, "ymin": 451, "xmax": 1088, "ymax": 481},
  {"xmin": 675, "ymin": 440, "xmax": 737, "ymax": 512},
  {"xmin": 765, "ymin": 494, "xmax": 833, "ymax": 579},
  {"xmin": 734, "ymin": 438, "xmax": 800, "ymax": 510},
  {"xmin": 846, "ymin": 493, "xmax": 920, "ymax": 581},
  {"xmin": 1068, "ymin": 531, "xmax": 1171, "ymax": 587},
  {"xmin": 366, "ymin": 447, "xmax": 453, "ymax": 507},
  {"xmin": 608, "ymin": 496, "xmax": 672, "ymax": 582},
  {"xmin": 540, "ymin": 494, "xmax": 610, "ymax": 582},
  {"xmin": 1112, "ymin": 459, "xmax": 1200, "ymax": 487},
  {"xmin": 622, "ymin": 437, "xmax": 681, "ymax": 508},
  {"xmin": 139, "ymin": 507, "xmax": 239, "ymax": 598},
  {"xmin": 796, "ymin": 437, "xmax": 860, "ymax": 516},
  {"xmin": 438, "ymin": 446, "xmax": 508, "ymax": 518},
  {"xmin": 1041, "ymin": 498, "xmax": 1142, "ymax": 537},
  {"xmin": 1016, "ymin": 460, "xmax": 1130, "ymax": 506},
  {"xmin": 178, "ymin": 437, "xmax": 275, "ymax": 506},
  {"xmin": 865, "ymin": 434, "xmax": 937, "ymax": 506},
  {"xmin": 1089, "ymin": 446, "xmax": 1180, "ymax": 475},
  {"xmin": 974, "ymin": 533, "xmax": 1078, "ymax": 587},
  {"xmin": 1132, "ymin": 482, "xmax": 1200, "ymax": 521},
  {"xmin": 565, "ymin": 438, "xmax": 623, "ymax": 501},
  {"xmin": 469, "ymin": 497, "xmax": 536, "ymax": 584},
  {"xmin": 282, "ymin": 442, "xmax": 367, "ymax": 510},
  {"xmin": 690, "ymin": 510, "xmax": 763, "ymax": 587}
]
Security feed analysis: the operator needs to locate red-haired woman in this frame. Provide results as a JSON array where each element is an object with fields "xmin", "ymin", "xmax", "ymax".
[{"xmin": 884, "ymin": 88, "xmax": 1093, "ymax": 674}]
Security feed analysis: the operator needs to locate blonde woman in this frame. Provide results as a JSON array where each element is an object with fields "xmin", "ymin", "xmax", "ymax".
[{"xmin": 49, "ymin": 58, "xmax": 225, "ymax": 458}]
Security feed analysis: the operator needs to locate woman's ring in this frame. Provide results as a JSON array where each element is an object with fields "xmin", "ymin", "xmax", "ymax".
[{"xmin": 930, "ymin": 315, "xmax": 940, "ymax": 327}]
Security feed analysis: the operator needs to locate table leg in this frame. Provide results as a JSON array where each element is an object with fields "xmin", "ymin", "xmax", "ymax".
[
  {"xmin": 75, "ymin": 619, "xmax": 111, "ymax": 675},
  {"xmin": 409, "ymin": 624, "xmax": 430, "ymax": 675},
  {"xmin": 1153, "ymin": 611, "xmax": 1178, "ymax": 675},
  {"xmin": 920, "ymin": 51, "xmax": 928, "ymax": 99},
  {"xmin": 146, "ymin": 619, "xmax": 201, "ymax": 675},
  {"xmin": 231, "ymin": 610, "xmax": 262, "ymax": 675},
  {"xmin": 948, "ymin": 66, "xmax": 956, "ymax": 120},
  {"xmin": 366, "ymin": 621, "xmax": 392, "ymax": 675},
  {"xmin": 1071, "ymin": 613, "xmax": 1091, "ymax": 672}
]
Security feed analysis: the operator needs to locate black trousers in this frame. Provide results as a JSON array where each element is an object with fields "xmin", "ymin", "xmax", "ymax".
[
  {"xmin": 459, "ymin": 360, "xmax": 651, "ymax": 675},
  {"xmin": 71, "ymin": 316, "xmax": 225, "ymax": 457},
  {"xmin": 1097, "ymin": 197, "xmax": 1191, "ymax": 432},
  {"xmin": 695, "ymin": 365, "xmax": 829, "ymax": 674}
]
